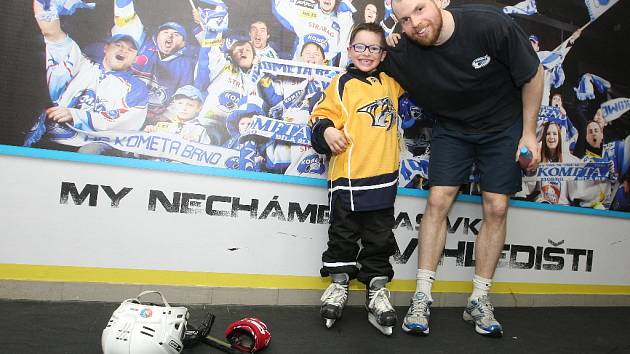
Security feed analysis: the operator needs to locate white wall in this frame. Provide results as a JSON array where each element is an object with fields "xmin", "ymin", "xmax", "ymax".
[{"xmin": 1, "ymin": 146, "xmax": 629, "ymax": 296}]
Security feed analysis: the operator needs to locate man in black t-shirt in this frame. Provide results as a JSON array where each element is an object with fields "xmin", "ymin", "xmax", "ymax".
[{"xmin": 383, "ymin": 0, "xmax": 543, "ymax": 337}]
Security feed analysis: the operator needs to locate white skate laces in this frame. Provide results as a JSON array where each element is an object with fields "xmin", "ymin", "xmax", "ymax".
[
  {"xmin": 368, "ymin": 287, "xmax": 394, "ymax": 314},
  {"xmin": 366, "ymin": 279, "xmax": 397, "ymax": 336},
  {"xmin": 320, "ymin": 279, "xmax": 349, "ymax": 329},
  {"xmin": 320, "ymin": 282, "xmax": 348, "ymax": 306}
]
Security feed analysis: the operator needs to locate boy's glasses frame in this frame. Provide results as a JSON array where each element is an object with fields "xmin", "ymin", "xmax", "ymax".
[{"xmin": 350, "ymin": 43, "xmax": 384, "ymax": 54}]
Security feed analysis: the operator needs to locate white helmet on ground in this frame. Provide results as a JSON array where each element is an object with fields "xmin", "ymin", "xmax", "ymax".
[{"xmin": 102, "ymin": 290, "xmax": 189, "ymax": 354}]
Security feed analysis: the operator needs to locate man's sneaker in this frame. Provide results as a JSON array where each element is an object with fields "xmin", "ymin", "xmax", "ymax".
[
  {"xmin": 402, "ymin": 292, "xmax": 431, "ymax": 335},
  {"xmin": 462, "ymin": 295, "xmax": 503, "ymax": 337}
]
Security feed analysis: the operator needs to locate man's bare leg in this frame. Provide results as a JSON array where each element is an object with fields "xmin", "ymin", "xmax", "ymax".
[
  {"xmin": 462, "ymin": 191, "xmax": 509, "ymax": 337},
  {"xmin": 402, "ymin": 185, "xmax": 458, "ymax": 335}
]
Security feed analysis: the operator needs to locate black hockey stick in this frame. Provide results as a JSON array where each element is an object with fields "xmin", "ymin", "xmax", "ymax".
[
  {"xmin": 183, "ymin": 313, "xmax": 244, "ymax": 354},
  {"xmin": 200, "ymin": 334, "xmax": 244, "ymax": 354}
]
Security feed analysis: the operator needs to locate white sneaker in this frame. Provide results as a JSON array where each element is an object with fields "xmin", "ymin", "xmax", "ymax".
[
  {"xmin": 463, "ymin": 295, "xmax": 503, "ymax": 337},
  {"xmin": 402, "ymin": 292, "xmax": 431, "ymax": 335}
]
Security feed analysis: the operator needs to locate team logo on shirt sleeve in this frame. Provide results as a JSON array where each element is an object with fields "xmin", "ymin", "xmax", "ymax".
[
  {"xmin": 297, "ymin": 153, "xmax": 325, "ymax": 174},
  {"xmin": 219, "ymin": 91, "xmax": 242, "ymax": 111},
  {"xmin": 136, "ymin": 77, "xmax": 168, "ymax": 109},
  {"xmin": 69, "ymin": 89, "xmax": 97, "ymax": 110},
  {"xmin": 357, "ymin": 97, "xmax": 396, "ymax": 130}
]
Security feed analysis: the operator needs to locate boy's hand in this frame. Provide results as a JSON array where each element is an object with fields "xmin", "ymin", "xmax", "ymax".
[
  {"xmin": 386, "ymin": 33, "xmax": 401, "ymax": 47},
  {"xmin": 324, "ymin": 127, "xmax": 348, "ymax": 155}
]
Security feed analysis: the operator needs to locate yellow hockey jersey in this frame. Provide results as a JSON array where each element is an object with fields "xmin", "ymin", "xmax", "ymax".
[{"xmin": 309, "ymin": 66, "xmax": 404, "ymax": 211}]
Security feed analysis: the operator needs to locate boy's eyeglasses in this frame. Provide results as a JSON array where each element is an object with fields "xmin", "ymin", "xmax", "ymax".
[{"xmin": 350, "ymin": 43, "xmax": 384, "ymax": 54}]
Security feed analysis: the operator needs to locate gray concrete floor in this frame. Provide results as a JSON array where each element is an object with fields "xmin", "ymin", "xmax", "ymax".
[{"xmin": 1, "ymin": 300, "xmax": 630, "ymax": 354}]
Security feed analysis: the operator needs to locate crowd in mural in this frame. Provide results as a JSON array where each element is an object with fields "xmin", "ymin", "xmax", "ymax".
[{"xmin": 23, "ymin": 0, "xmax": 629, "ymax": 211}]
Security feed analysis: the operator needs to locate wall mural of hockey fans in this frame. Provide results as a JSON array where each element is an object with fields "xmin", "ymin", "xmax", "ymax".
[{"xmin": 0, "ymin": 0, "xmax": 628, "ymax": 213}]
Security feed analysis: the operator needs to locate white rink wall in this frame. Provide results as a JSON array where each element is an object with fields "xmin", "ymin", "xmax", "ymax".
[{"xmin": 1, "ymin": 146, "xmax": 629, "ymax": 306}]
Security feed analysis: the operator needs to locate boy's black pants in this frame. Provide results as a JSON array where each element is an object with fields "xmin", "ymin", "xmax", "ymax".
[{"xmin": 320, "ymin": 201, "xmax": 396, "ymax": 285}]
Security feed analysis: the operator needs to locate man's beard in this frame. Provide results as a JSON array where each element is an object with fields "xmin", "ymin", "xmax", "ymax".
[
  {"xmin": 407, "ymin": 2, "xmax": 443, "ymax": 47},
  {"xmin": 412, "ymin": 17, "xmax": 442, "ymax": 47}
]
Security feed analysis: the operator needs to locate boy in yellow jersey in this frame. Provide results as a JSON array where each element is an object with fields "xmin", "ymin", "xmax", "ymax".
[{"xmin": 309, "ymin": 22, "xmax": 405, "ymax": 336}]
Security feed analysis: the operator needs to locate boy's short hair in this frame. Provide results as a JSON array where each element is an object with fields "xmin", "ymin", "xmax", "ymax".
[{"xmin": 349, "ymin": 22, "xmax": 386, "ymax": 47}]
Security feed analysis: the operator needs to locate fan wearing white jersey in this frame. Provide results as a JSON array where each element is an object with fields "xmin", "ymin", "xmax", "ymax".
[
  {"xmin": 33, "ymin": 0, "xmax": 148, "ymax": 155},
  {"xmin": 272, "ymin": 0, "xmax": 355, "ymax": 66}
]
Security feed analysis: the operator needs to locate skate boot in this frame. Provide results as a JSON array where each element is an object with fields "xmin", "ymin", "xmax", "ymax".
[
  {"xmin": 463, "ymin": 295, "xmax": 503, "ymax": 337},
  {"xmin": 320, "ymin": 273, "xmax": 349, "ymax": 328},
  {"xmin": 365, "ymin": 276, "xmax": 397, "ymax": 336}
]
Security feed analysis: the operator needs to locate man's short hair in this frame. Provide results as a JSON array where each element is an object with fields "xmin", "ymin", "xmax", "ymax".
[
  {"xmin": 587, "ymin": 119, "xmax": 602, "ymax": 130},
  {"xmin": 250, "ymin": 20, "xmax": 267, "ymax": 29}
]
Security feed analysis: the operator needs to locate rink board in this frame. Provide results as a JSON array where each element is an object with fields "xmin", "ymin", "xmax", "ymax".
[{"xmin": 1, "ymin": 145, "xmax": 629, "ymax": 295}]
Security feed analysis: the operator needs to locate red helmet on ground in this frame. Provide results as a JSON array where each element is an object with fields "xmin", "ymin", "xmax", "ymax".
[{"xmin": 224, "ymin": 317, "xmax": 271, "ymax": 353}]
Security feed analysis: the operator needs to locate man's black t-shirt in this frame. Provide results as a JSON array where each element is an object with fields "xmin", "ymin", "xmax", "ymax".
[{"xmin": 382, "ymin": 5, "xmax": 540, "ymax": 132}]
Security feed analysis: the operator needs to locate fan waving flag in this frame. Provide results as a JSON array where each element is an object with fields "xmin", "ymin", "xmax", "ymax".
[
  {"xmin": 601, "ymin": 98, "xmax": 630, "ymax": 123},
  {"xmin": 574, "ymin": 73, "xmax": 611, "ymax": 101},
  {"xmin": 584, "ymin": 0, "xmax": 619, "ymax": 21},
  {"xmin": 37, "ymin": 0, "xmax": 95, "ymax": 16},
  {"xmin": 503, "ymin": 0, "xmax": 537, "ymax": 16}
]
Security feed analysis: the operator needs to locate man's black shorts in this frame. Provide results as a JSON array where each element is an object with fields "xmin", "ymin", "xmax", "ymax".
[{"xmin": 428, "ymin": 119, "xmax": 523, "ymax": 195}]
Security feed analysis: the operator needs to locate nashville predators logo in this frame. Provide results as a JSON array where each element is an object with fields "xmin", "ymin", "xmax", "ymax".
[{"xmin": 357, "ymin": 97, "xmax": 397, "ymax": 130}]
